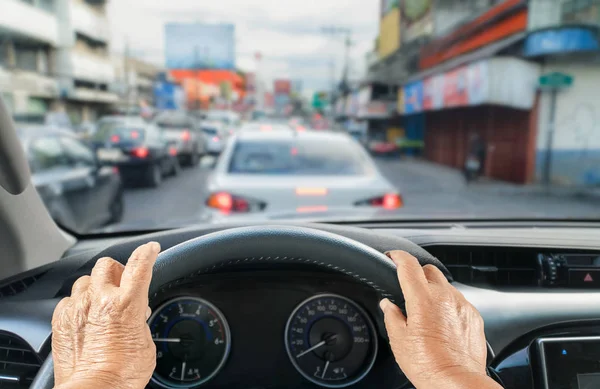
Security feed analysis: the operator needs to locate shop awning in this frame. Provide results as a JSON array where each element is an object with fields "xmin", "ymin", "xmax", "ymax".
[{"xmin": 405, "ymin": 32, "xmax": 525, "ymax": 84}]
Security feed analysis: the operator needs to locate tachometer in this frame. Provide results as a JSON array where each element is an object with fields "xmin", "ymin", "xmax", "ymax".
[
  {"xmin": 285, "ymin": 294, "xmax": 378, "ymax": 388},
  {"xmin": 149, "ymin": 297, "xmax": 231, "ymax": 388}
]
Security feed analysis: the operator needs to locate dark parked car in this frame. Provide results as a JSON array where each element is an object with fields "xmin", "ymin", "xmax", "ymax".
[
  {"xmin": 18, "ymin": 126, "xmax": 124, "ymax": 233},
  {"xmin": 154, "ymin": 111, "xmax": 206, "ymax": 167},
  {"xmin": 91, "ymin": 120, "xmax": 179, "ymax": 187}
]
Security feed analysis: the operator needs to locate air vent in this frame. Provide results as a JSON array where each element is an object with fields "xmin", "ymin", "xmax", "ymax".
[
  {"xmin": 0, "ymin": 332, "xmax": 41, "ymax": 388},
  {"xmin": 0, "ymin": 272, "xmax": 46, "ymax": 299},
  {"xmin": 426, "ymin": 246, "xmax": 539, "ymax": 287}
]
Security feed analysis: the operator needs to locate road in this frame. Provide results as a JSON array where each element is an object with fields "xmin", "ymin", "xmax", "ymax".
[{"xmin": 116, "ymin": 156, "xmax": 600, "ymax": 229}]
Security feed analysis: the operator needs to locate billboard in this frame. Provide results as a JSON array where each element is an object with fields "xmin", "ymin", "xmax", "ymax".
[
  {"xmin": 154, "ymin": 81, "xmax": 185, "ymax": 110},
  {"xmin": 274, "ymin": 79, "xmax": 292, "ymax": 95},
  {"xmin": 403, "ymin": 80, "xmax": 423, "ymax": 114},
  {"xmin": 165, "ymin": 23, "xmax": 235, "ymax": 70},
  {"xmin": 245, "ymin": 73, "xmax": 256, "ymax": 93}
]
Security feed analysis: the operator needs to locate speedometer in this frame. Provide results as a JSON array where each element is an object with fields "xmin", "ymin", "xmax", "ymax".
[
  {"xmin": 285, "ymin": 294, "xmax": 378, "ymax": 388},
  {"xmin": 149, "ymin": 297, "xmax": 231, "ymax": 388}
]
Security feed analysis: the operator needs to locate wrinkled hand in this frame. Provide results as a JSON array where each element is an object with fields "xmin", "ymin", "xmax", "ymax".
[
  {"xmin": 52, "ymin": 242, "xmax": 160, "ymax": 389},
  {"xmin": 380, "ymin": 250, "xmax": 500, "ymax": 389}
]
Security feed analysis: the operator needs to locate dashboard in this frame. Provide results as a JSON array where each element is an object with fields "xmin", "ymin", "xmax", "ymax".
[{"xmin": 0, "ymin": 221, "xmax": 600, "ymax": 389}]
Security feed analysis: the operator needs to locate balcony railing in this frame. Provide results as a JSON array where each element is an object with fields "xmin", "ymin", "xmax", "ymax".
[
  {"xmin": 71, "ymin": 51, "xmax": 114, "ymax": 84},
  {"xmin": 70, "ymin": 1, "xmax": 110, "ymax": 43},
  {"xmin": 0, "ymin": 0, "xmax": 58, "ymax": 45}
]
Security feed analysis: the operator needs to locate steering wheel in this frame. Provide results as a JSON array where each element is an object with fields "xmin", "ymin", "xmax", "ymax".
[{"xmin": 31, "ymin": 225, "xmax": 450, "ymax": 389}]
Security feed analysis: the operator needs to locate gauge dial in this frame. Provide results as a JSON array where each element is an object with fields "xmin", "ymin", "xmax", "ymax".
[
  {"xmin": 148, "ymin": 297, "xmax": 231, "ymax": 388},
  {"xmin": 285, "ymin": 294, "xmax": 378, "ymax": 388}
]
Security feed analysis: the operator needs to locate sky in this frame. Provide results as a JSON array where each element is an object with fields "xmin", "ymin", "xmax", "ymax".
[{"xmin": 107, "ymin": 0, "xmax": 380, "ymax": 97}]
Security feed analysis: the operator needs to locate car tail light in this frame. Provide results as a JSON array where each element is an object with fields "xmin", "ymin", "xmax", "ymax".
[
  {"xmin": 169, "ymin": 147, "xmax": 178, "ymax": 156},
  {"xmin": 131, "ymin": 131, "xmax": 140, "ymax": 139},
  {"xmin": 260, "ymin": 125, "xmax": 272, "ymax": 132},
  {"xmin": 212, "ymin": 136, "xmax": 219, "ymax": 142},
  {"xmin": 296, "ymin": 125, "xmax": 306, "ymax": 132},
  {"xmin": 131, "ymin": 147, "xmax": 149, "ymax": 159},
  {"xmin": 181, "ymin": 130, "xmax": 191, "ymax": 141},
  {"xmin": 355, "ymin": 193, "xmax": 403, "ymax": 209},
  {"xmin": 206, "ymin": 192, "xmax": 265, "ymax": 214},
  {"xmin": 112, "ymin": 166, "xmax": 119, "ymax": 174},
  {"xmin": 110, "ymin": 134, "xmax": 120, "ymax": 143}
]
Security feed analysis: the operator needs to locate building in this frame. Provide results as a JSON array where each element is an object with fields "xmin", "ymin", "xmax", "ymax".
[
  {"xmin": 54, "ymin": 0, "xmax": 117, "ymax": 123},
  {"xmin": 526, "ymin": 0, "xmax": 600, "ymax": 186},
  {"xmin": 0, "ymin": 0, "xmax": 61, "ymax": 114},
  {"xmin": 0, "ymin": 0, "xmax": 117, "ymax": 123},
  {"xmin": 112, "ymin": 55, "xmax": 163, "ymax": 109},
  {"xmin": 392, "ymin": 0, "xmax": 600, "ymax": 185}
]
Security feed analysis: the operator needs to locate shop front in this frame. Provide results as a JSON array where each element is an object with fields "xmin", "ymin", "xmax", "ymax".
[{"xmin": 402, "ymin": 56, "xmax": 541, "ymax": 183}]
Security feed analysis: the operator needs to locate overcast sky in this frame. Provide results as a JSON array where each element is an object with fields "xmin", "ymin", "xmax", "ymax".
[{"xmin": 107, "ymin": 0, "xmax": 379, "ymax": 96}]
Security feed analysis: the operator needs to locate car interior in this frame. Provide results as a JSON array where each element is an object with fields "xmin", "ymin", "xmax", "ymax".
[{"xmin": 1, "ymin": 99, "xmax": 600, "ymax": 389}]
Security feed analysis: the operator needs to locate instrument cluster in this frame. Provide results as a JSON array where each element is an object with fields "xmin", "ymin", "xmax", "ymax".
[{"xmin": 148, "ymin": 293, "xmax": 379, "ymax": 388}]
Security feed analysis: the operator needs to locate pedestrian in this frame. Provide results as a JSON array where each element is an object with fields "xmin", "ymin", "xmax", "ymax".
[{"xmin": 464, "ymin": 133, "xmax": 485, "ymax": 183}]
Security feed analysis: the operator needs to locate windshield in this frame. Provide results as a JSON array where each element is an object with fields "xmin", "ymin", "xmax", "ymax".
[
  {"xmin": 228, "ymin": 139, "xmax": 367, "ymax": 175},
  {"xmin": 6, "ymin": 0, "xmax": 600, "ymax": 234},
  {"xmin": 93, "ymin": 123, "xmax": 145, "ymax": 143}
]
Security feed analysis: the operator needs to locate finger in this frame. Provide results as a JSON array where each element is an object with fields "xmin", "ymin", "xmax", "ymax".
[
  {"xmin": 91, "ymin": 257, "xmax": 125, "ymax": 287},
  {"xmin": 51, "ymin": 297, "xmax": 71, "ymax": 327},
  {"xmin": 70, "ymin": 275, "xmax": 91, "ymax": 296},
  {"xmin": 379, "ymin": 298, "xmax": 407, "ymax": 346},
  {"xmin": 422, "ymin": 264, "xmax": 448, "ymax": 284},
  {"xmin": 146, "ymin": 306, "xmax": 152, "ymax": 321},
  {"xmin": 385, "ymin": 251, "xmax": 428, "ymax": 300},
  {"xmin": 120, "ymin": 242, "xmax": 161, "ymax": 297}
]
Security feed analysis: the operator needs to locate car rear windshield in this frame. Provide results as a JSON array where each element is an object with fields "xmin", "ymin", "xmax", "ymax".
[
  {"xmin": 228, "ymin": 139, "xmax": 367, "ymax": 175},
  {"xmin": 93, "ymin": 122, "xmax": 145, "ymax": 142},
  {"xmin": 202, "ymin": 127, "xmax": 219, "ymax": 136}
]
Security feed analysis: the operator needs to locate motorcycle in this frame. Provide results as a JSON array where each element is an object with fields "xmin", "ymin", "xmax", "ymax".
[{"xmin": 464, "ymin": 154, "xmax": 481, "ymax": 183}]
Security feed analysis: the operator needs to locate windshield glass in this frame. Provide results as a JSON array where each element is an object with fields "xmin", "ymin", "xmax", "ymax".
[
  {"xmin": 6, "ymin": 0, "xmax": 600, "ymax": 233},
  {"xmin": 228, "ymin": 139, "xmax": 367, "ymax": 175},
  {"xmin": 93, "ymin": 123, "xmax": 145, "ymax": 143}
]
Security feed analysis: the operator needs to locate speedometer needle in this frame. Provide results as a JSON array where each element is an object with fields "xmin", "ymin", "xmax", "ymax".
[
  {"xmin": 153, "ymin": 338, "xmax": 181, "ymax": 343},
  {"xmin": 181, "ymin": 361, "xmax": 186, "ymax": 381},
  {"xmin": 322, "ymin": 360, "xmax": 330, "ymax": 379},
  {"xmin": 295, "ymin": 335, "xmax": 338, "ymax": 358}
]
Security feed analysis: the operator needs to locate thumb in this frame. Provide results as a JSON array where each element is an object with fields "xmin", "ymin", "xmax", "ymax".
[{"xmin": 380, "ymin": 298, "xmax": 407, "ymax": 347}]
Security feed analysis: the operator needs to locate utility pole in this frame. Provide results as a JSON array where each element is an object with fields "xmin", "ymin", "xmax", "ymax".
[
  {"xmin": 321, "ymin": 26, "xmax": 352, "ymax": 119},
  {"xmin": 195, "ymin": 46, "xmax": 201, "ymax": 112},
  {"xmin": 124, "ymin": 38, "xmax": 130, "ymax": 113}
]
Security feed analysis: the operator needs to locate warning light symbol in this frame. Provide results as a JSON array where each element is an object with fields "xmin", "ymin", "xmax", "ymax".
[{"xmin": 584, "ymin": 273, "xmax": 594, "ymax": 282}]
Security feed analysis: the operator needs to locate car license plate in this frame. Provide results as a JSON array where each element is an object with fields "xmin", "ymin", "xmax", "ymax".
[{"xmin": 97, "ymin": 148, "xmax": 125, "ymax": 162}]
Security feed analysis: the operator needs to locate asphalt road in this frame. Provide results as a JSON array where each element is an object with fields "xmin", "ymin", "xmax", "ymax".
[{"xmin": 116, "ymin": 156, "xmax": 600, "ymax": 230}]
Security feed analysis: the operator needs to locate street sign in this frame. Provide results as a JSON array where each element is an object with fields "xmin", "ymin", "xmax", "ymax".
[{"xmin": 538, "ymin": 72, "xmax": 574, "ymax": 89}]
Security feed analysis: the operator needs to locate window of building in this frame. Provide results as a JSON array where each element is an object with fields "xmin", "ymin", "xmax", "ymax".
[
  {"xmin": 15, "ymin": 46, "xmax": 38, "ymax": 72},
  {"xmin": 37, "ymin": 0, "xmax": 55, "ymax": 13}
]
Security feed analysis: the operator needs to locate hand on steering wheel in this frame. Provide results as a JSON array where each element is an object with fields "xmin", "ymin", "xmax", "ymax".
[
  {"xmin": 51, "ymin": 242, "xmax": 161, "ymax": 389},
  {"xmin": 381, "ymin": 250, "xmax": 501, "ymax": 389}
]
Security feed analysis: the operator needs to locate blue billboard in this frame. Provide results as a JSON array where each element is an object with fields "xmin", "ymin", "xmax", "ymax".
[
  {"xmin": 165, "ymin": 23, "xmax": 236, "ymax": 70},
  {"xmin": 403, "ymin": 81, "xmax": 423, "ymax": 114},
  {"xmin": 524, "ymin": 27, "xmax": 599, "ymax": 57},
  {"xmin": 154, "ymin": 81, "xmax": 184, "ymax": 110}
]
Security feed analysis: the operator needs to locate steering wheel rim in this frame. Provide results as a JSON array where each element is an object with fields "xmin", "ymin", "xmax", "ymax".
[{"xmin": 31, "ymin": 225, "xmax": 450, "ymax": 389}]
